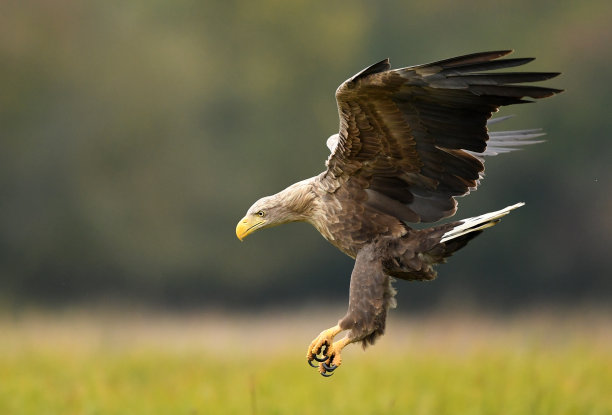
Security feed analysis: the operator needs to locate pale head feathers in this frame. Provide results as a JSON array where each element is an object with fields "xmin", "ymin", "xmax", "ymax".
[{"xmin": 246, "ymin": 177, "xmax": 317, "ymax": 226}]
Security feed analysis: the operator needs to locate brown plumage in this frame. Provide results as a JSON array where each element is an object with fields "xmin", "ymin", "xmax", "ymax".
[{"xmin": 236, "ymin": 50, "xmax": 561, "ymax": 376}]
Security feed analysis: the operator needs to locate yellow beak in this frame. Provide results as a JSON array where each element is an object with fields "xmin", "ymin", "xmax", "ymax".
[{"xmin": 236, "ymin": 216, "xmax": 265, "ymax": 241}]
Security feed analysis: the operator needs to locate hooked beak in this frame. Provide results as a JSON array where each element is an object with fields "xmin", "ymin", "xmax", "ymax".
[{"xmin": 236, "ymin": 216, "xmax": 266, "ymax": 241}]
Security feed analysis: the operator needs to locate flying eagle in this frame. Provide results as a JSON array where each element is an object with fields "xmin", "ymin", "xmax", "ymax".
[{"xmin": 236, "ymin": 50, "xmax": 561, "ymax": 376}]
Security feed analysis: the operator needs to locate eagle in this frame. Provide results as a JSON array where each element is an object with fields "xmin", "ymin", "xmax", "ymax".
[{"xmin": 236, "ymin": 50, "xmax": 561, "ymax": 376}]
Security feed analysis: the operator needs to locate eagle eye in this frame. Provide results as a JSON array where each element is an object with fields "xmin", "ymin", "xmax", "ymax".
[{"xmin": 256, "ymin": 210, "xmax": 265, "ymax": 217}]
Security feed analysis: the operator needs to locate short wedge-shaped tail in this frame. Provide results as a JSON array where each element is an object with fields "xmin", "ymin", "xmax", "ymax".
[{"xmin": 440, "ymin": 202, "xmax": 524, "ymax": 243}]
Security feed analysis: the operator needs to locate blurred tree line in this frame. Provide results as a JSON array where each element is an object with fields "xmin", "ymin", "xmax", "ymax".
[{"xmin": 1, "ymin": 0, "xmax": 610, "ymax": 310}]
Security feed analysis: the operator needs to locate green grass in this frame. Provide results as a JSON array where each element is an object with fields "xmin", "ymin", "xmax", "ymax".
[{"xmin": 0, "ymin": 310, "xmax": 611, "ymax": 414}]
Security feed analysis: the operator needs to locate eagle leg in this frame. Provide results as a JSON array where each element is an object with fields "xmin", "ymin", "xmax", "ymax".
[{"xmin": 307, "ymin": 243, "xmax": 397, "ymax": 376}]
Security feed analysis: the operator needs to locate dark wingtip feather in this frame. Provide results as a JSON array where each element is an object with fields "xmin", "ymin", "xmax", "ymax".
[
  {"xmin": 350, "ymin": 58, "xmax": 391, "ymax": 82},
  {"xmin": 470, "ymin": 85, "xmax": 562, "ymax": 99},
  {"xmin": 422, "ymin": 50, "xmax": 514, "ymax": 69},
  {"xmin": 446, "ymin": 72, "xmax": 562, "ymax": 84},
  {"xmin": 451, "ymin": 57, "xmax": 536, "ymax": 73}
]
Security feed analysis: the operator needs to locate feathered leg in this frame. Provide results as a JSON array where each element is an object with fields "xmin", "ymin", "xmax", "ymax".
[{"xmin": 306, "ymin": 243, "xmax": 396, "ymax": 376}]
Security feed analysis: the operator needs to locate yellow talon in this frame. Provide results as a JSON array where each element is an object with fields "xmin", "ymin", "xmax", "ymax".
[
  {"xmin": 307, "ymin": 325, "xmax": 354, "ymax": 376},
  {"xmin": 306, "ymin": 325, "xmax": 343, "ymax": 361}
]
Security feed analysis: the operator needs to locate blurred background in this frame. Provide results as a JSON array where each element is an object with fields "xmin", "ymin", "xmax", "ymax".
[
  {"xmin": 2, "ymin": 1, "xmax": 612, "ymax": 413},
  {"xmin": 1, "ymin": 0, "xmax": 610, "ymax": 311}
]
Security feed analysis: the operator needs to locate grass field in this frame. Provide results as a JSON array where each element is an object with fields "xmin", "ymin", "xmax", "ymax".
[{"xmin": 1, "ymin": 308, "xmax": 611, "ymax": 414}]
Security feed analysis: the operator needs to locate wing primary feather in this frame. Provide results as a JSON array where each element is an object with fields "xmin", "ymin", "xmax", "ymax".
[
  {"xmin": 447, "ymin": 72, "xmax": 560, "ymax": 83},
  {"xmin": 489, "ymin": 129, "xmax": 544, "ymax": 137},
  {"xmin": 437, "ymin": 58, "xmax": 537, "ymax": 74},
  {"xmin": 468, "ymin": 84, "xmax": 563, "ymax": 98},
  {"xmin": 417, "ymin": 50, "xmax": 514, "ymax": 69},
  {"xmin": 487, "ymin": 115, "xmax": 515, "ymax": 125},
  {"xmin": 467, "ymin": 128, "xmax": 546, "ymax": 157}
]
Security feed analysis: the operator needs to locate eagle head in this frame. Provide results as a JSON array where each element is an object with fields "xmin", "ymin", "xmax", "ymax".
[
  {"xmin": 236, "ymin": 180, "xmax": 317, "ymax": 241},
  {"xmin": 235, "ymin": 195, "xmax": 288, "ymax": 241}
]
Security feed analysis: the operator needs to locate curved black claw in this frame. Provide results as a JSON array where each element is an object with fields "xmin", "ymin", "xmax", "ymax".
[
  {"xmin": 308, "ymin": 359, "xmax": 318, "ymax": 368},
  {"xmin": 313, "ymin": 342, "xmax": 329, "ymax": 362},
  {"xmin": 313, "ymin": 354, "xmax": 329, "ymax": 362},
  {"xmin": 322, "ymin": 361, "xmax": 338, "ymax": 372},
  {"xmin": 318, "ymin": 343, "xmax": 328, "ymax": 355},
  {"xmin": 320, "ymin": 371, "xmax": 333, "ymax": 377}
]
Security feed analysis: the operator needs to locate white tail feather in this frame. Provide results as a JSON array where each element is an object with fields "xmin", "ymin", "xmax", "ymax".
[{"xmin": 440, "ymin": 202, "xmax": 524, "ymax": 243}]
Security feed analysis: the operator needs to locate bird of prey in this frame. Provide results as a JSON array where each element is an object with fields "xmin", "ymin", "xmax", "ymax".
[{"xmin": 236, "ymin": 50, "xmax": 561, "ymax": 376}]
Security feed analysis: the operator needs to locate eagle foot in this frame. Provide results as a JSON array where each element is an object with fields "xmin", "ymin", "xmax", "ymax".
[
  {"xmin": 306, "ymin": 325, "xmax": 350, "ymax": 377},
  {"xmin": 313, "ymin": 343, "xmax": 330, "ymax": 362},
  {"xmin": 307, "ymin": 343, "xmax": 341, "ymax": 376},
  {"xmin": 315, "ymin": 345, "xmax": 343, "ymax": 377}
]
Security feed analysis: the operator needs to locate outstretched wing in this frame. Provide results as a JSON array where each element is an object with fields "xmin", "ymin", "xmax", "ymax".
[{"xmin": 323, "ymin": 50, "xmax": 561, "ymax": 223}]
